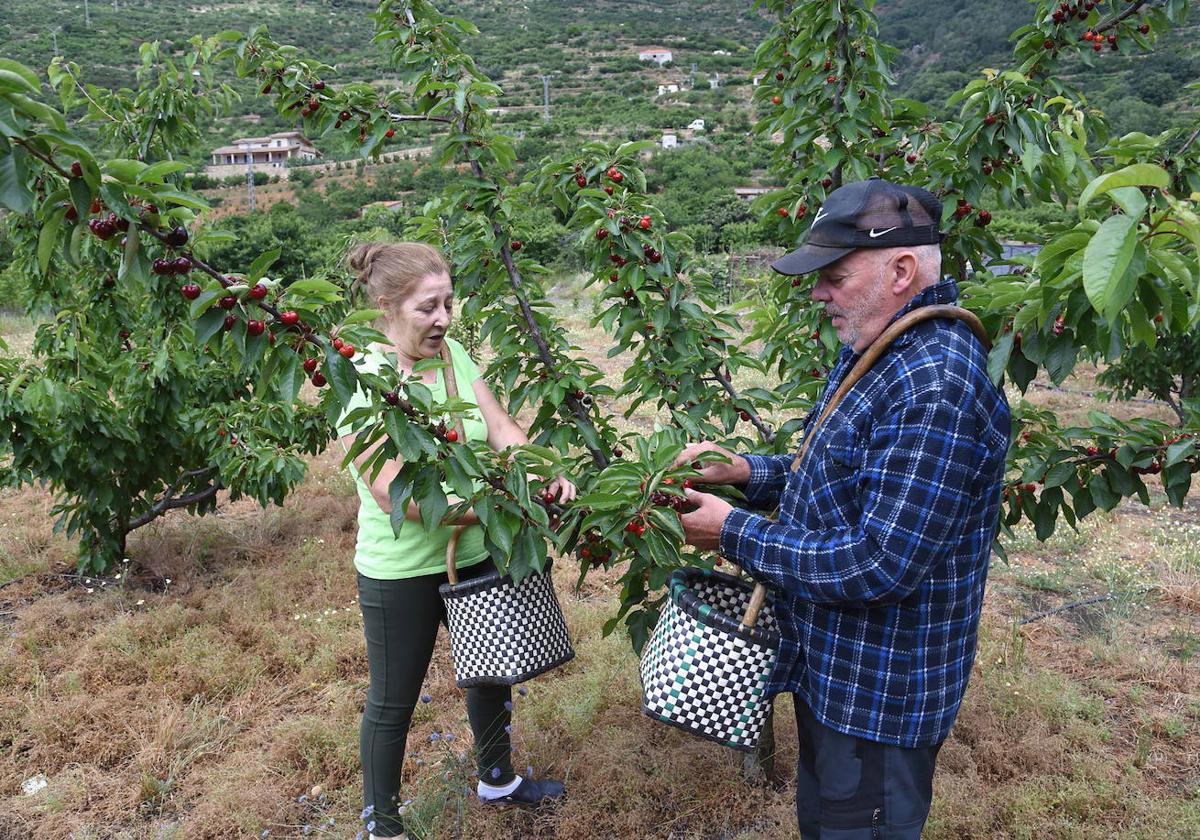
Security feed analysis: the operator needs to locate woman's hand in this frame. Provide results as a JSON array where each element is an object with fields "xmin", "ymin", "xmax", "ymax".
[{"xmin": 543, "ymin": 475, "xmax": 578, "ymax": 504}]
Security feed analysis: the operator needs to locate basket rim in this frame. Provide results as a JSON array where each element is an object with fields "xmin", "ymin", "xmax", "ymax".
[
  {"xmin": 668, "ymin": 567, "xmax": 781, "ymax": 648},
  {"xmin": 438, "ymin": 566, "xmax": 552, "ymax": 600},
  {"xmin": 454, "ymin": 648, "xmax": 576, "ymax": 688}
]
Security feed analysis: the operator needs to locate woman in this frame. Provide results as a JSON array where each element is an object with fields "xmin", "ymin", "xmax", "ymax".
[{"xmin": 340, "ymin": 242, "xmax": 576, "ymax": 840}]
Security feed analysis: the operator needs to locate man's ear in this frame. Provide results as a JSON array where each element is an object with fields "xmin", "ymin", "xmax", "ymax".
[{"xmin": 889, "ymin": 250, "xmax": 919, "ymax": 295}]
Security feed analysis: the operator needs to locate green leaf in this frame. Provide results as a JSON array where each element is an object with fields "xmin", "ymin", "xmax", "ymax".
[
  {"xmin": 0, "ymin": 143, "xmax": 33, "ymax": 213},
  {"xmin": 324, "ymin": 347, "xmax": 358, "ymax": 408},
  {"xmin": 1077, "ymin": 163, "xmax": 1168, "ymax": 215},
  {"xmin": 275, "ymin": 351, "xmax": 304, "ymax": 403},
  {"xmin": 193, "ymin": 308, "xmax": 225, "ymax": 347},
  {"xmin": 0, "ymin": 60, "xmax": 41, "ymax": 94},
  {"xmin": 341, "ymin": 308, "xmax": 384, "ymax": 325},
  {"xmin": 247, "ymin": 248, "xmax": 281, "ymax": 284},
  {"xmin": 103, "ymin": 159, "xmax": 146, "ymax": 183},
  {"xmin": 1082, "ymin": 215, "xmax": 1137, "ymax": 321},
  {"xmin": 137, "ymin": 160, "xmax": 190, "ymax": 183},
  {"xmin": 153, "ymin": 189, "xmax": 209, "ymax": 210},
  {"xmin": 37, "ymin": 211, "xmax": 63, "ymax": 275}
]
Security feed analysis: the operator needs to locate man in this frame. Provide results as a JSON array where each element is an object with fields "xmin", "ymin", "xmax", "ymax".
[{"xmin": 677, "ymin": 177, "xmax": 1011, "ymax": 839}]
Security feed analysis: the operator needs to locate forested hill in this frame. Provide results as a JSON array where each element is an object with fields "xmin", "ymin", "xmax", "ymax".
[{"xmin": 1, "ymin": 0, "xmax": 1194, "ymax": 142}]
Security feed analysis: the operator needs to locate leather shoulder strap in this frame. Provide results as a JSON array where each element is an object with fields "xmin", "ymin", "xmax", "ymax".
[{"xmin": 789, "ymin": 304, "xmax": 990, "ymax": 472}]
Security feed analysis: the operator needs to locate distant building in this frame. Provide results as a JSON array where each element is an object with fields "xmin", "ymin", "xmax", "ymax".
[
  {"xmin": 638, "ymin": 48, "xmax": 674, "ymax": 65},
  {"xmin": 734, "ymin": 186, "xmax": 772, "ymax": 201},
  {"xmin": 205, "ymin": 131, "xmax": 320, "ymax": 180},
  {"xmin": 751, "ymin": 73, "xmax": 765, "ymax": 87},
  {"xmin": 712, "ymin": 49, "xmax": 731, "ymax": 56},
  {"xmin": 688, "ymin": 118, "xmax": 706, "ymax": 132},
  {"xmin": 661, "ymin": 133, "xmax": 678, "ymax": 149},
  {"xmin": 708, "ymin": 74, "xmax": 721, "ymax": 89},
  {"xmin": 667, "ymin": 83, "xmax": 679, "ymax": 93},
  {"xmin": 360, "ymin": 197, "xmax": 413, "ymax": 217}
]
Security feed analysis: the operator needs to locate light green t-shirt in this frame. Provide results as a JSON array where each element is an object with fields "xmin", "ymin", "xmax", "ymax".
[{"xmin": 339, "ymin": 337, "xmax": 489, "ymax": 580}]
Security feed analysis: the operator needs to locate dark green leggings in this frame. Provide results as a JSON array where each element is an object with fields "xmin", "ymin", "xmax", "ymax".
[{"xmin": 357, "ymin": 561, "xmax": 514, "ymax": 837}]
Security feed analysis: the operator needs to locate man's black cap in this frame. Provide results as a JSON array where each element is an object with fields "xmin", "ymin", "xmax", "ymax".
[{"xmin": 771, "ymin": 177, "xmax": 944, "ymax": 276}]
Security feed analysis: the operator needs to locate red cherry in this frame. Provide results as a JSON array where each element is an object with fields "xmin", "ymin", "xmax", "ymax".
[
  {"xmin": 445, "ymin": 428, "xmax": 459, "ymax": 442},
  {"xmin": 604, "ymin": 185, "xmax": 614, "ymax": 195},
  {"xmin": 771, "ymin": 95, "xmax": 782, "ymax": 105},
  {"xmin": 219, "ymin": 295, "xmax": 237, "ymax": 310},
  {"xmin": 180, "ymin": 284, "xmax": 201, "ymax": 300},
  {"xmin": 639, "ymin": 216, "xmax": 651, "ymax": 230},
  {"xmin": 738, "ymin": 409, "xmax": 750, "ymax": 421},
  {"xmin": 332, "ymin": 337, "xmax": 345, "ymax": 351},
  {"xmin": 303, "ymin": 357, "xmax": 319, "ymax": 374},
  {"xmin": 249, "ymin": 283, "xmax": 268, "ymax": 300},
  {"xmin": 280, "ymin": 310, "xmax": 300, "ymax": 326},
  {"xmin": 511, "ymin": 240, "xmax": 523, "ymax": 251},
  {"xmin": 606, "ymin": 167, "xmax": 619, "ymax": 179},
  {"xmin": 777, "ymin": 207, "xmax": 789, "ymax": 217},
  {"xmin": 542, "ymin": 490, "xmax": 555, "ymax": 503},
  {"xmin": 311, "ymin": 372, "xmax": 327, "ymax": 387},
  {"xmin": 611, "ymin": 171, "xmax": 623, "ymax": 183},
  {"xmin": 596, "ymin": 228, "xmax": 608, "ymax": 240},
  {"xmin": 246, "ymin": 319, "xmax": 265, "ymax": 336},
  {"xmin": 575, "ymin": 174, "xmax": 588, "ymax": 188},
  {"xmin": 1153, "ymin": 314, "xmax": 1164, "ymax": 323},
  {"xmin": 223, "ymin": 314, "xmax": 237, "ymax": 331},
  {"xmin": 339, "ymin": 343, "xmax": 356, "ymax": 358},
  {"xmin": 64, "ymin": 205, "xmax": 78, "ymax": 221},
  {"xmin": 385, "ymin": 128, "xmax": 395, "ymax": 139},
  {"xmin": 70, "ymin": 161, "xmax": 83, "ymax": 178}
]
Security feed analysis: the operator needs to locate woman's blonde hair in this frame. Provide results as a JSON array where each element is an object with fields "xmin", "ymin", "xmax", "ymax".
[{"xmin": 346, "ymin": 241, "xmax": 450, "ymax": 310}]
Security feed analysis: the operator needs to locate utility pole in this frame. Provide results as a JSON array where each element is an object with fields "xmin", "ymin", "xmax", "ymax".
[
  {"xmin": 538, "ymin": 75, "xmax": 551, "ymax": 121},
  {"xmin": 84, "ymin": 0, "xmax": 91, "ymax": 27},
  {"xmin": 244, "ymin": 149, "xmax": 256, "ymax": 212},
  {"xmin": 689, "ymin": 62, "xmax": 697, "ymax": 89},
  {"xmin": 50, "ymin": 27, "xmax": 60, "ymax": 55}
]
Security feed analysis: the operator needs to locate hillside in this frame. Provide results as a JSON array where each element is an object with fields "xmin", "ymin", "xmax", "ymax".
[{"xmin": 1, "ymin": 0, "xmax": 1195, "ymax": 163}]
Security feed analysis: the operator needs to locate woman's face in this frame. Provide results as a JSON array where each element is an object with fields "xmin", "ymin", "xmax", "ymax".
[{"xmin": 386, "ymin": 271, "xmax": 454, "ymax": 361}]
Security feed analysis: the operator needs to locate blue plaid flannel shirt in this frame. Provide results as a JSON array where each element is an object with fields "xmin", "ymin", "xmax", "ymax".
[{"xmin": 719, "ymin": 279, "xmax": 1011, "ymax": 748}]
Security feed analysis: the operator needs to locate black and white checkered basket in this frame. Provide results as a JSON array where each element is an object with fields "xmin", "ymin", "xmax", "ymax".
[
  {"xmin": 640, "ymin": 568, "xmax": 779, "ymax": 752},
  {"xmin": 438, "ymin": 526, "xmax": 575, "ymax": 688}
]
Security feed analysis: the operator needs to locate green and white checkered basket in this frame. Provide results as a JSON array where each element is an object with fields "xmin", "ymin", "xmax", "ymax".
[{"xmin": 639, "ymin": 568, "xmax": 779, "ymax": 752}]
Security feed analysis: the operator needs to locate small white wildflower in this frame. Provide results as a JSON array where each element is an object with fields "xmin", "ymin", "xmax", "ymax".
[
  {"xmin": 86, "ymin": 588, "xmax": 94, "ymax": 594},
  {"xmin": 165, "ymin": 578, "xmax": 171, "ymax": 585},
  {"xmin": 137, "ymin": 599, "xmax": 145, "ymax": 606}
]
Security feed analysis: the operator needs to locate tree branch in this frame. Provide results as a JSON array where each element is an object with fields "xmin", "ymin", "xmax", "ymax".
[
  {"xmin": 711, "ymin": 365, "xmax": 775, "ymax": 444},
  {"xmin": 1018, "ymin": 594, "xmax": 1112, "ymax": 625},
  {"xmin": 126, "ymin": 480, "xmax": 222, "ymax": 531}
]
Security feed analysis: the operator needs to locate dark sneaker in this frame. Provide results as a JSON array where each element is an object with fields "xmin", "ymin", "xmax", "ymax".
[{"xmin": 480, "ymin": 777, "xmax": 565, "ymax": 809}]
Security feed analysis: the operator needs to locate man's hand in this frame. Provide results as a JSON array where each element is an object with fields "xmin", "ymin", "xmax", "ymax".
[
  {"xmin": 673, "ymin": 441, "xmax": 751, "ymax": 486},
  {"xmin": 679, "ymin": 487, "xmax": 734, "ymax": 552}
]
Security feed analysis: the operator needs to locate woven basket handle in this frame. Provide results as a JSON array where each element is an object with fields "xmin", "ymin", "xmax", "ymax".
[
  {"xmin": 446, "ymin": 523, "xmax": 469, "ymax": 585},
  {"xmin": 737, "ymin": 304, "xmax": 989, "ymax": 631}
]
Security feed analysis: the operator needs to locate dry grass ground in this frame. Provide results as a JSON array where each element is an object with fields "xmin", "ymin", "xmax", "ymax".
[{"xmin": 2, "ymin": 291, "xmax": 1199, "ymax": 839}]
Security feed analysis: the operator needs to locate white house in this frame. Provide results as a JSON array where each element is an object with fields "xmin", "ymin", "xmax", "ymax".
[
  {"xmin": 708, "ymin": 74, "xmax": 722, "ymax": 89},
  {"xmin": 687, "ymin": 118, "xmax": 706, "ymax": 132},
  {"xmin": 712, "ymin": 49, "xmax": 731, "ymax": 56},
  {"xmin": 751, "ymin": 73, "xmax": 765, "ymax": 87},
  {"xmin": 638, "ymin": 48, "xmax": 673, "ymax": 65},
  {"xmin": 661, "ymin": 133, "xmax": 678, "ymax": 149},
  {"xmin": 206, "ymin": 131, "xmax": 320, "ymax": 180},
  {"xmin": 667, "ymin": 83, "xmax": 679, "ymax": 93}
]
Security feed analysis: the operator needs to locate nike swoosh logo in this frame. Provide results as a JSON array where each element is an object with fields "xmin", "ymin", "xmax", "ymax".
[
  {"xmin": 811, "ymin": 208, "xmax": 829, "ymax": 227},
  {"xmin": 868, "ymin": 227, "xmax": 898, "ymax": 238}
]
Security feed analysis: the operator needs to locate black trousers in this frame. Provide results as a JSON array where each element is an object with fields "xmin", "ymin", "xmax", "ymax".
[
  {"xmin": 794, "ymin": 697, "xmax": 942, "ymax": 840},
  {"xmin": 357, "ymin": 561, "xmax": 514, "ymax": 837}
]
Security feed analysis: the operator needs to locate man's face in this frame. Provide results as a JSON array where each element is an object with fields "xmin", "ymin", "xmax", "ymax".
[{"xmin": 810, "ymin": 249, "xmax": 891, "ymax": 351}]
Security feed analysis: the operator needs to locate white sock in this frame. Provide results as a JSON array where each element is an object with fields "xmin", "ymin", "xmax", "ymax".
[{"xmin": 477, "ymin": 773, "xmax": 523, "ymax": 799}]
